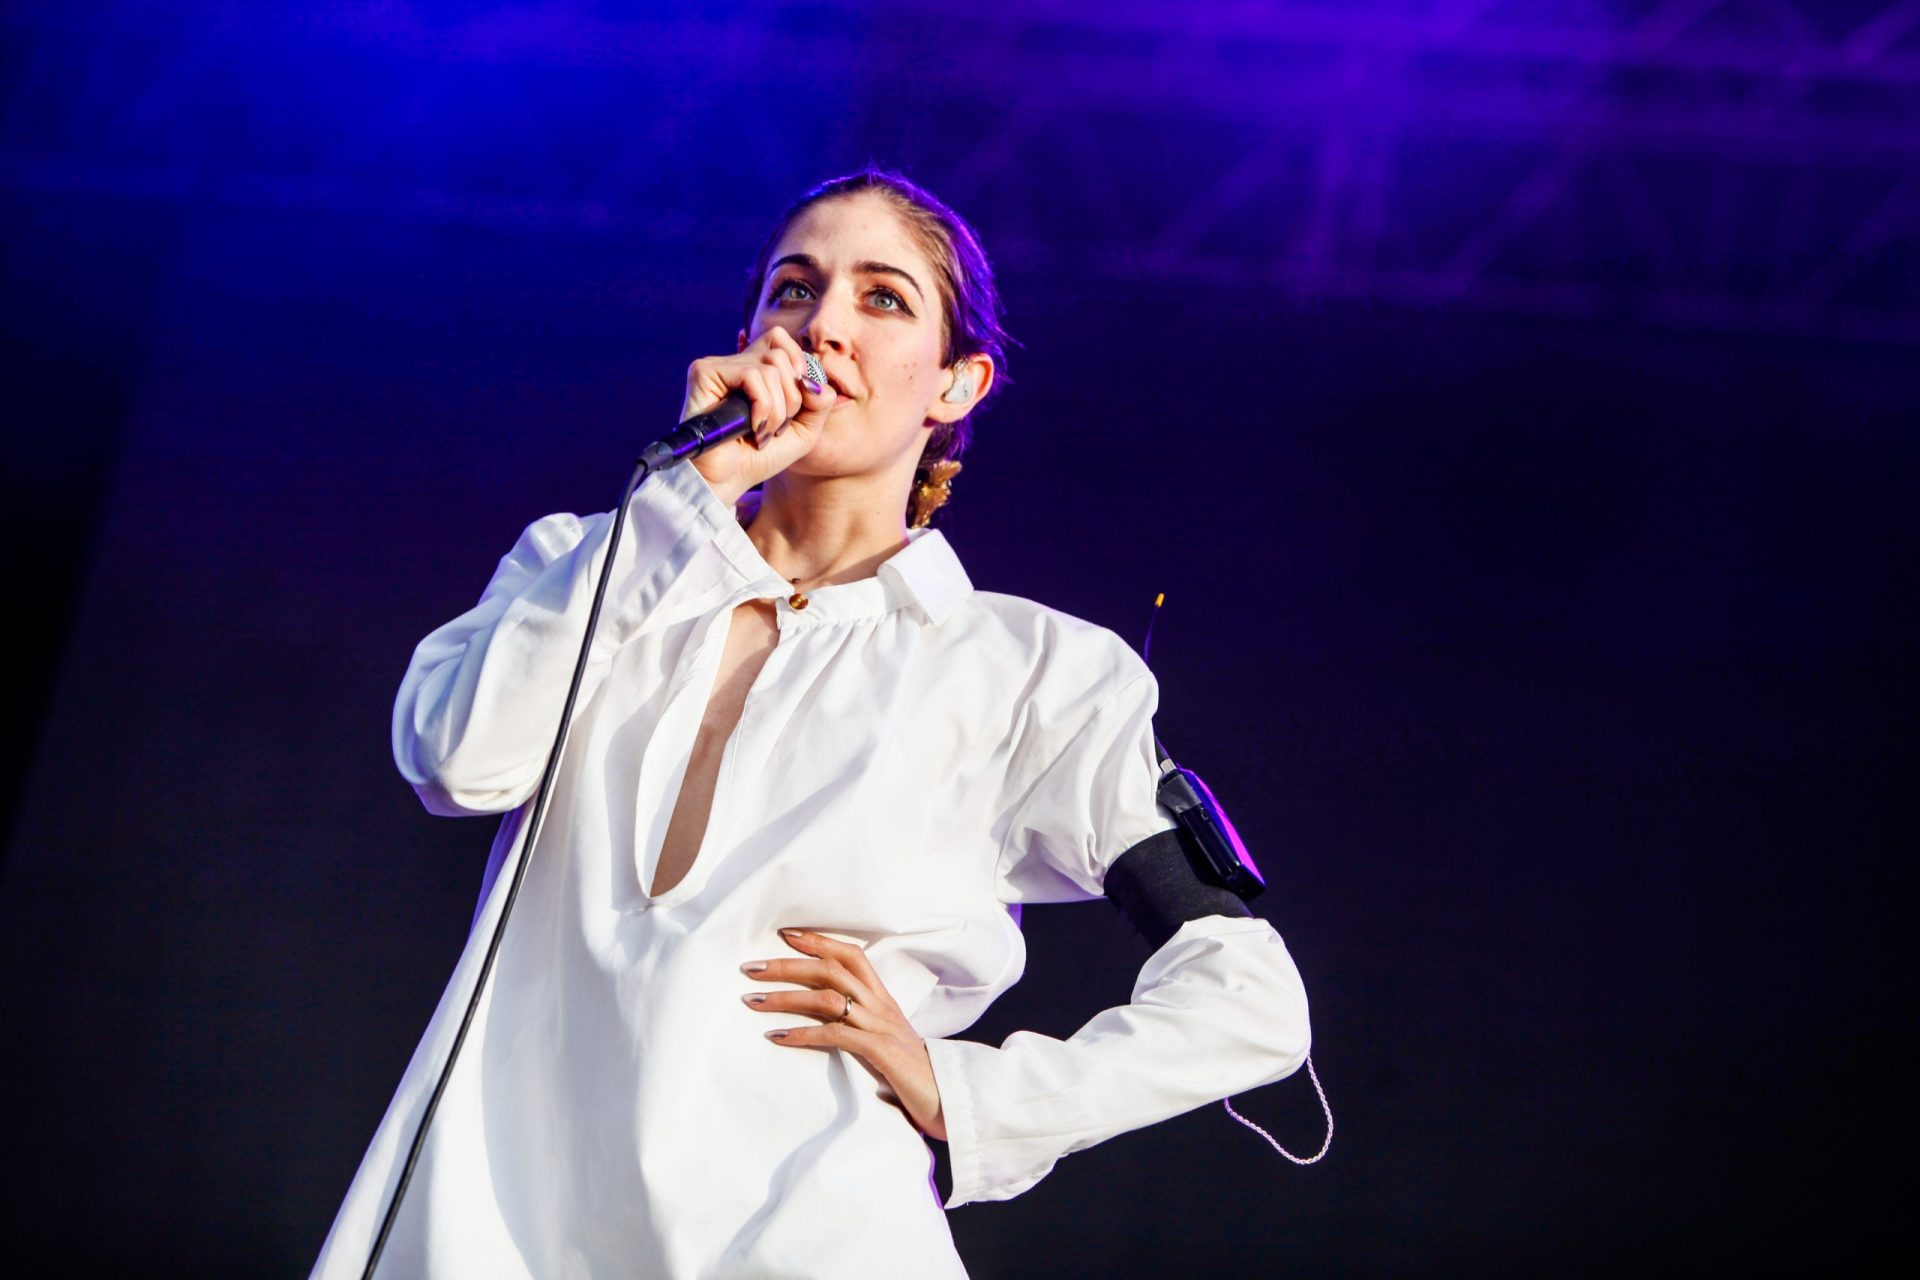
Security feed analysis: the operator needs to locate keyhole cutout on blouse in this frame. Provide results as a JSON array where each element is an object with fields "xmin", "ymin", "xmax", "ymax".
[{"xmin": 649, "ymin": 598, "xmax": 782, "ymax": 899}]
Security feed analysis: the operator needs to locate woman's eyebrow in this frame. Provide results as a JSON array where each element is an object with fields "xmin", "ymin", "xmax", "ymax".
[
  {"xmin": 770, "ymin": 253, "xmax": 820, "ymax": 275},
  {"xmin": 854, "ymin": 261, "xmax": 925, "ymax": 303},
  {"xmin": 769, "ymin": 253, "xmax": 924, "ymax": 303}
]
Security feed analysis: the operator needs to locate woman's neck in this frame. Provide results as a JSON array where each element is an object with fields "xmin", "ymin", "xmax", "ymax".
[{"xmin": 746, "ymin": 471, "xmax": 913, "ymax": 590}]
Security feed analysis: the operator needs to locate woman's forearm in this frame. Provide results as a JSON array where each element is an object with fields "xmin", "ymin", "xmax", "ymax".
[
  {"xmin": 394, "ymin": 462, "xmax": 742, "ymax": 815},
  {"xmin": 925, "ymin": 914, "xmax": 1310, "ymax": 1209}
]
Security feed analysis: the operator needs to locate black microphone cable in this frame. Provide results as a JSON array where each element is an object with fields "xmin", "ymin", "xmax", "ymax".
[{"xmin": 361, "ymin": 394, "xmax": 752, "ymax": 1277}]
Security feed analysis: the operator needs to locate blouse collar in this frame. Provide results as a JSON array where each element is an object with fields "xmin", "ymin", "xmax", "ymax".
[{"xmin": 713, "ymin": 510, "xmax": 974, "ymax": 627}]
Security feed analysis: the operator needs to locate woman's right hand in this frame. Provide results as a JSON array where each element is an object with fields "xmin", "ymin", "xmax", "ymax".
[{"xmin": 683, "ymin": 327, "xmax": 838, "ymax": 505}]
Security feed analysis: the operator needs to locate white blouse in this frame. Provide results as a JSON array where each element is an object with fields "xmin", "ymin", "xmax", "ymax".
[{"xmin": 310, "ymin": 460, "xmax": 1312, "ymax": 1279}]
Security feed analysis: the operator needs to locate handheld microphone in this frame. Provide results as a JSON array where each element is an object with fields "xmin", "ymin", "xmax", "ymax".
[{"xmin": 637, "ymin": 390, "xmax": 754, "ymax": 473}]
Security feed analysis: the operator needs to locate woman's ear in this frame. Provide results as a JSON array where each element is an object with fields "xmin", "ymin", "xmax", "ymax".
[
  {"xmin": 928, "ymin": 353, "xmax": 995, "ymax": 424},
  {"xmin": 737, "ymin": 328, "xmax": 749, "ymax": 354}
]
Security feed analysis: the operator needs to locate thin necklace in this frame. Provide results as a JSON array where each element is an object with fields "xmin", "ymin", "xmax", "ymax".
[{"xmin": 781, "ymin": 536, "xmax": 909, "ymax": 607}]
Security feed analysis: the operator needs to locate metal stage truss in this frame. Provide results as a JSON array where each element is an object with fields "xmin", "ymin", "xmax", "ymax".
[{"xmin": 5, "ymin": 1, "xmax": 1916, "ymax": 344}]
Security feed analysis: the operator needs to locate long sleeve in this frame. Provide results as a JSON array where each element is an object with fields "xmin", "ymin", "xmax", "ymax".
[
  {"xmin": 925, "ymin": 651, "xmax": 1312, "ymax": 1208},
  {"xmin": 393, "ymin": 461, "xmax": 743, "ymax": 816}
]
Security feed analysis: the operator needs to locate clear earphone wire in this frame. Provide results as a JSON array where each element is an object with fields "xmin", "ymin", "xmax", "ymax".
[{"xmin": 1223, "ymin": 1054, "xmax": 1333, "ymax": 1165}]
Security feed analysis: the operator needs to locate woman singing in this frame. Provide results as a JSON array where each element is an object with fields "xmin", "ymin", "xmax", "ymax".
[{"xmin": 312, "ymin": 168, "xmax": 1311, "ymax": 1278}]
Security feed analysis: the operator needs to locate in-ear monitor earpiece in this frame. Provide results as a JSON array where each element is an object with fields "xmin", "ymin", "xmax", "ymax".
[{"xmin": 941, "ymin": 365, "xmax": 977, "ymax": 405}]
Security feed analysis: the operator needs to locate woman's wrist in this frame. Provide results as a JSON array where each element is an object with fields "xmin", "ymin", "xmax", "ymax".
[{"xmin": 690, "ymin": 459, "xmax": 747, "ymax": 509}]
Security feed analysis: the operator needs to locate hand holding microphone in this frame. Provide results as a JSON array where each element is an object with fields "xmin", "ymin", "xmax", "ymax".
[{"xmin": 653, "ymin": 327, "xmax": 838, "ymax": 503}]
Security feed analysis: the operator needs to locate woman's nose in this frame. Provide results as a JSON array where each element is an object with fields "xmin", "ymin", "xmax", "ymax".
[{"xmin": 798, "ymin": 287, "xmax": 851, "ymax": 353}]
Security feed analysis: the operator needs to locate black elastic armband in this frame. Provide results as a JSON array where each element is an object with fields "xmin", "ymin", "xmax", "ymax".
[
  {"xmin": 1103, "ymin": 740, "xmax": 1268, "ymax": 950},
  {"xmin": 1104, "ymin": 829, "xmax": 1252, "ymax": 951}
]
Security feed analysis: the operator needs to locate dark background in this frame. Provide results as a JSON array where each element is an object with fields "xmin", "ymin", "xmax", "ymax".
[{"xmin": 3, "ymin": 3, "xmax": 1914, "ymax": 1275}]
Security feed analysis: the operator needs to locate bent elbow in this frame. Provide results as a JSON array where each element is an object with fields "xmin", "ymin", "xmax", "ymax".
[
  {"xmin": 398, "ymin": 754, "xmax": 530, "ymax": 817},
  {"xmin": 1250, "ymin": 931, "xmax": 1314, "ymax": 1083},
  {"xmin": 1270, "ymin": 985, "xmax": 1313, "ymax": 1082},
  {"xmin": 409, "ymin": 776, "xmax": 500, "ymax": 817},
  {"xmin": 394, "ymin": 729, "xmax": 530, "ymax": 818},
  {"xmin": 393, "ymin": 689, "xmax": 530, "ymax": 816}
]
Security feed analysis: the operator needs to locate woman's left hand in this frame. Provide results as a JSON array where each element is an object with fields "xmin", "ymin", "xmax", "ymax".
[{"xmin": 741, "ymin": 928, "xmax": 947, "ymax": 1142}]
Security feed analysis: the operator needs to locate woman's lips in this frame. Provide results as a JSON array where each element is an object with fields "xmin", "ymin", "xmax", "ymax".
[{"xmin": 809, "ymin": 361, "xmax": 852, "ymax": 398}]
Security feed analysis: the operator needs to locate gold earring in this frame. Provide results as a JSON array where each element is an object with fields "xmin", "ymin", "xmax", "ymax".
[{"xmin": 909, "ymin": 459, "xmax": 963, "ymax": 528}]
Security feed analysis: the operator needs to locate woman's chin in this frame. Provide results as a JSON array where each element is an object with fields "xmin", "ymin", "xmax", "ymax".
[
  {"xmin": 786, "ymin": 456, "xmax": 861, "ymax": 480},
  {"xmin": 785, "ymin": 432, "xmax": 864, "ymax": 476},
  {"xmin": 779, "ymin": 415, "xmax": 920, "ymax": 482}
]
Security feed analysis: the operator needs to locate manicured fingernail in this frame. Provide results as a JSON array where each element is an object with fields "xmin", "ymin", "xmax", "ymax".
[
  {"xmin": 765, "ymin": 1029, "xmax": 789, "ymax": 1040},
  {"xmin": 742, "ymin": 992, "xmax": 767, "ymax": 1005},
  {"xmin": 779, "ymin": 928, "xmax": 803, "ymax": 938},
  {"xmin": 804, "ymin": 376, "xmax": 824, "ymax": 394},
  {"xmin": 740, "ymin": 960, "xmax": 766, "ymax": 973}
]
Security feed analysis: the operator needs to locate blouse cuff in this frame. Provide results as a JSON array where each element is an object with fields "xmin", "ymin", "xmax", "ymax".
[
  {"xmin": 626, "ymin": 459, "xmax": 742, "ymax": 575},
  {"xmin": 604, "ymin": 461, "xmax": 761, "ymax": 641},
  {"xmin": 925, "ymin": 1035, "xmax": 1024, "ymax": 1209}
]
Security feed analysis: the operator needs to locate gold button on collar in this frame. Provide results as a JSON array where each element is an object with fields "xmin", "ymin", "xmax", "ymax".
[{"xmin": 787, "ymin": 591, "xmax": 810, "ymax": 610}]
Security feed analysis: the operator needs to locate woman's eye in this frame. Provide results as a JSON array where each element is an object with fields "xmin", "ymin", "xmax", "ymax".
[{"xmin": 768, "ymin": 279, "xmax": 911, "ymax": 315}]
